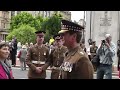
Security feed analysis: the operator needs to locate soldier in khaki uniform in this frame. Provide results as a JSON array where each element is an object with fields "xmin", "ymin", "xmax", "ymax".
[
  {"xmin": 40, "ymin": 34, "xmax": 67, "ymax": 79},
  {"xmin": 50, "ymin": 34, "xmax": 67, "ymax": 79},
  {"xmin": 26, "ymin": 31, "xmax": 49, "ymax": 79},
  {"xmin": 90, "ymin": 41, "xmax": 98, "ymax": 59},
  {"xmin": 90, "ymin": 41, "xmax": 98, "ymax": 71},
  {"xmin": 57, "ymin": 20, "xmax": 94, "ymax": 79}
]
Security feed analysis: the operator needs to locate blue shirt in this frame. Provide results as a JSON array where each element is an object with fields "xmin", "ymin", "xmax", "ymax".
[{"xmin": 97, "ymin": 42, "xmax": 116, "ymax": 65}]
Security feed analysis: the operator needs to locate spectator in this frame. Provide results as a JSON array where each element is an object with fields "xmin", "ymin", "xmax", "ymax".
[
  {"xmin": 96, "ymin": 34, "xmax": 116, "ymax": 79},
  {"xmin": 0, "ymin": 42, "xmax": 14, "ymax": 79},
  {"xmin": 17, "ymin": 45, "xmax": 27, "ymax": 71}
]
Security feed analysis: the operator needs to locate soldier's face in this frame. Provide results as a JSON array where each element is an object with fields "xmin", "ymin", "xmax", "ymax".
[
  {"xmin": 92, "ymin": 42, "xmax": 96, "ymax": 46},
  {"xmin": 55, "ymin": 39, "xmax": 62, "ymax": 46},
  {"xmin": 36, "ymin": 34, "xmax": 44, "ymax": 44},
  {"xmin": 62, "ymin": 32, "xmax": 72, "ymax": 46}
]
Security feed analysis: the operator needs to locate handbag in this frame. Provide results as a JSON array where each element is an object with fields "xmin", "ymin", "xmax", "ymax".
[
  {"xmin": 91, "ymin": 54, "xmax": 100, "ymax": 68},
  {"xmin": 17, "ymin": 50, "xmax": 21, "ymax": 58}
]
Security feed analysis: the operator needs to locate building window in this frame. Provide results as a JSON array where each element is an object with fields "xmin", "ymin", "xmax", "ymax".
[
  {"xmin": 17, "ymin": 11, "xmax": 21, "ymax": 15},
  {"xmin": 42, "ymin": 11, "xmax": 44, "ymax": 17},
  {"xmin": 11, "ymin": 11, "xmax": 15, "ymax": 17},
  {"xmin": 43, "ymin": 11, "xmax": 47, "ymax": 17},
  {"xmin": 48, "ymin": 11, "xmax": 50, "ymax": 17},
  {"xmin": 1, "ymin": 22, "xmax": 6, "ymax": 29},
  {"xmin": 2, "ymin": 12, "xmax": 5, "ymax": 18},
  {"xmin": 3, "ymin": 23, "xmax": 5, "ymax": 29},
  {"xmin": 38, "ymin": 11, "xmax": 40, "ymax": 15},
  {"xmin": 35, "ymin": 11, "xmax": 37, "ymax": 16},
  {"xmin": 44, "ymin": 11, "xmax": 47, "ymax": 17},
  {"xmin": 2, "ymin": 11, "xmax": 8, "ymax": 19}
]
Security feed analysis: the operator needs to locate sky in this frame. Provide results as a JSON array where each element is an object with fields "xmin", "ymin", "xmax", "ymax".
[{"xmin": 70, "ymin": 11, "xmax": 84, "ymax": 22}]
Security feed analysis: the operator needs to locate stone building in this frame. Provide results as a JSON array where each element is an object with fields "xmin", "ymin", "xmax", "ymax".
[
  {"xmin": 0, "ymin": 11, "xmax": 11, "ymax": 41},
  {"xmin": 10, "ymin": 11, "xmax": 71, "ymax": 21}
]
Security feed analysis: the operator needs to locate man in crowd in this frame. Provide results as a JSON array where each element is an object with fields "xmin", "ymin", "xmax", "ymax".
[{"xmin": 96, "ymin": 34, "xmax": 116, "ymax": 79}]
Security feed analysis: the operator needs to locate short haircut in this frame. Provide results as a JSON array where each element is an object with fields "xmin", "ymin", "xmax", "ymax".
[
  {"xmin": 68, "ymin": 31, "xmax": 82, "ymax": 43},
  {"xmin": 0, "ymin": 42, "xmax": 9, "ymax": 49}
]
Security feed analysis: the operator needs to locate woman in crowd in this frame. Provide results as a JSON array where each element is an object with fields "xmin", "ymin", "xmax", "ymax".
[{"xmin": 0, "ymin": 42, "xmax": 14, "ymax": 79}]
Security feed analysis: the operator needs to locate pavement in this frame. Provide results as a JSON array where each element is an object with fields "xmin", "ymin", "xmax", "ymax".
[{"xmin": 11, "ymin": 58, "xmax": 119, "ymax": 79}]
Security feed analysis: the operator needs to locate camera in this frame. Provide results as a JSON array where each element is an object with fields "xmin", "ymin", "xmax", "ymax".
[
  {"xmin": 101, "ymin": 40, "xmax": 106, "ymax": 45},
  {"xmin": 102, "ymin": 40, "xmax": 105, "ymax": 43}
]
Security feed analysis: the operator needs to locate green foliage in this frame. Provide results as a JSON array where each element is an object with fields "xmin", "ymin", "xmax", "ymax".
[
  {"xmin": 44, "ymin": 30, "xmax": 52, "ymax": 42},
  {"xmin": 7, "ymin": 25, "xmax": 36, "ymax": 44},
  {"xmin": 42, "ymin": 13, "xmax": 62, "ymax": 36},
  {"xmin": 34, "ymin": 15, "xmax": 48, "ymax": 32},
  {"xmin": 9, "ymin": 11, "xmax": 63, "ymax": 43},
  {"xmin": 10, "ymin": 12, "xmax": 35, "ymax": 32}
]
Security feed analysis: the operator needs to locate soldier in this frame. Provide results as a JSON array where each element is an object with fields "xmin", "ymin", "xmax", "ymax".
[
  {"xmin": 26, "ymin": 31, "xmax": 49, "ymax": 79},
  {"xmin": 58, "ymin": 20, "xmax": 94, "ymax": 79},
  {"xmin": 90, "ymin": 41, "xmax": 98, "ymax": 59},
  {"xmin": 50, "ymin": 34, "xmax": 67, "ymax": 79},
  {"xmin": 117, "ymin": 40, "xmax": 120, "ymax": 71},
  {"xmin": 90, "ymin": 41, "xmax": 98, "ymax": 71},
  {"xmin": 80, "ymin": 42, "xmax": 86, "ymax": 53},
  {"xmin": 40, "ymin": 34, "xmax": 67, "ymax": 79}
]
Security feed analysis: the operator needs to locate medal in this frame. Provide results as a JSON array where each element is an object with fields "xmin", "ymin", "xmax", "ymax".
[
  {"xmin": 44, "ymin": 52, "xmax": 46, "ymax": 55},
  {"xmin": 69, "ymin": 65, "xmax": 72, "ymax": 72},
  {"xmin": 57, "ymin": 61, "xmax": 59, "ymax": 65},
  {"xmin": 37, "ymin": 61, "xmax": 40, "ymax": 64}
]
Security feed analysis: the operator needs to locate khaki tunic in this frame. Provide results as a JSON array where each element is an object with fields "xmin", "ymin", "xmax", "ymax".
[
  {"xmin": 90, "ymin": 46, "xmax": 98, "ymax": 59},
  {"xmin": 26, "ymin": 44, "xmax": 49, "ymax": 79},
  {"xmin": 117, "ymin": 48, "xmax": 120, "ymax": 71},
  {"xmin": 90, "ymin": 46, "xmax": 98, "ymax": 71},
  {"xmin": 50, "ymin": 46, "xmax": 67, "ymax": 79},
  {"xmin": 60, "ymin": 46, "xmax": 94, "ymax": 79}
]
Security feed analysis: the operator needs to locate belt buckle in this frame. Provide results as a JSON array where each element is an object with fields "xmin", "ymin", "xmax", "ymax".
[
  {"xmin": 32, "ymin": 61, "xmax": 37, "ymax": 64},
  {"xmin": 37, "ymin": 61, "xmax": 41, "ymax": 64},
  {"xmin": 40, "ymin": 61, "xmax": 45, "ymax": 64}
]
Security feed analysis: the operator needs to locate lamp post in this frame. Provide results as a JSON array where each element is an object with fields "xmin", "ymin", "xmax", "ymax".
[
  {"xmin": 78, "ymin": 11, "xmax": 86, "ymax": 44},
  {"xmin": 90, "ymin": 11, "xmax": 92, "ymax": 40},
  {"xmin": 83, "ymin": 11, "xmax": 86, "ymax": 44}
]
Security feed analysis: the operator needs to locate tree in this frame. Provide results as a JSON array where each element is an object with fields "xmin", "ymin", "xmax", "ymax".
[
  {"xmin": 42, "ymin": 13, "xmax": 62, "ymax": 37},
  {"xmin": 34, "ymin": 15, "xmax": 48, "ymax": 31},
  {"xmin": 44, "ymin": 30, "xmax": 51, "ymax": 43},
  {"xmin": 7, "ymin": 25, "xmax": 36, "ymax": 44},
  {"xmin": 10, "ymin": 12, "xmax": 35, "ymax": 32}
]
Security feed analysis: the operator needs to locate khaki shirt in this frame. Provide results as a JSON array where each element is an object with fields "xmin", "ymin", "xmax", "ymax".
[
  {"xmin": 26, "ymin": 44, "xmax": 49, "ymax": 78},
  {"xmin": 60, "ymin": 46, "xmax": 94, "ymax": 79},
  {"xmin": 90, "ymin": 46, "xmax": 98, "ymax": 59},
  {"xmin": 50, "ymin": 46, "xmax": 67, "ymax": 67}
]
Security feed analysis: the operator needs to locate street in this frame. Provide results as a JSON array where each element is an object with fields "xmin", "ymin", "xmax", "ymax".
[
  {"xmin": 12, "ymin": 67, "xmax": 51, "ymax": 79},
  {"xmin": 12, "ymin": 66, "xmax": 119, "ymax": 79},
  {"xmin": 9, "ymin": 59, "xmax": 119, "ymax": 79},
  {"xmin": 11, "ymin": 59, "xmax": 119, "ymax": 79}
]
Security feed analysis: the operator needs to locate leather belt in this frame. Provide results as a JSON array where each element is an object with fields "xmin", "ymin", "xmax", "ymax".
[
  {"xmin": 32, "ymin": 61, "xmax": 45, "ymax": 64},
  {"xmin": 52, "ymin": 66, "xmax": 60, "ymax": 70}
]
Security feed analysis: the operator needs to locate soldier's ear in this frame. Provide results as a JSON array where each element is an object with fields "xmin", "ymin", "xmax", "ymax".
[
  {"xmin": 73, "ymin": 33, "xmax": 77, "ymax": 39},
  {"xmin": 71, "ymin": 34, "xmax": 76, "ymax": 41}
]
